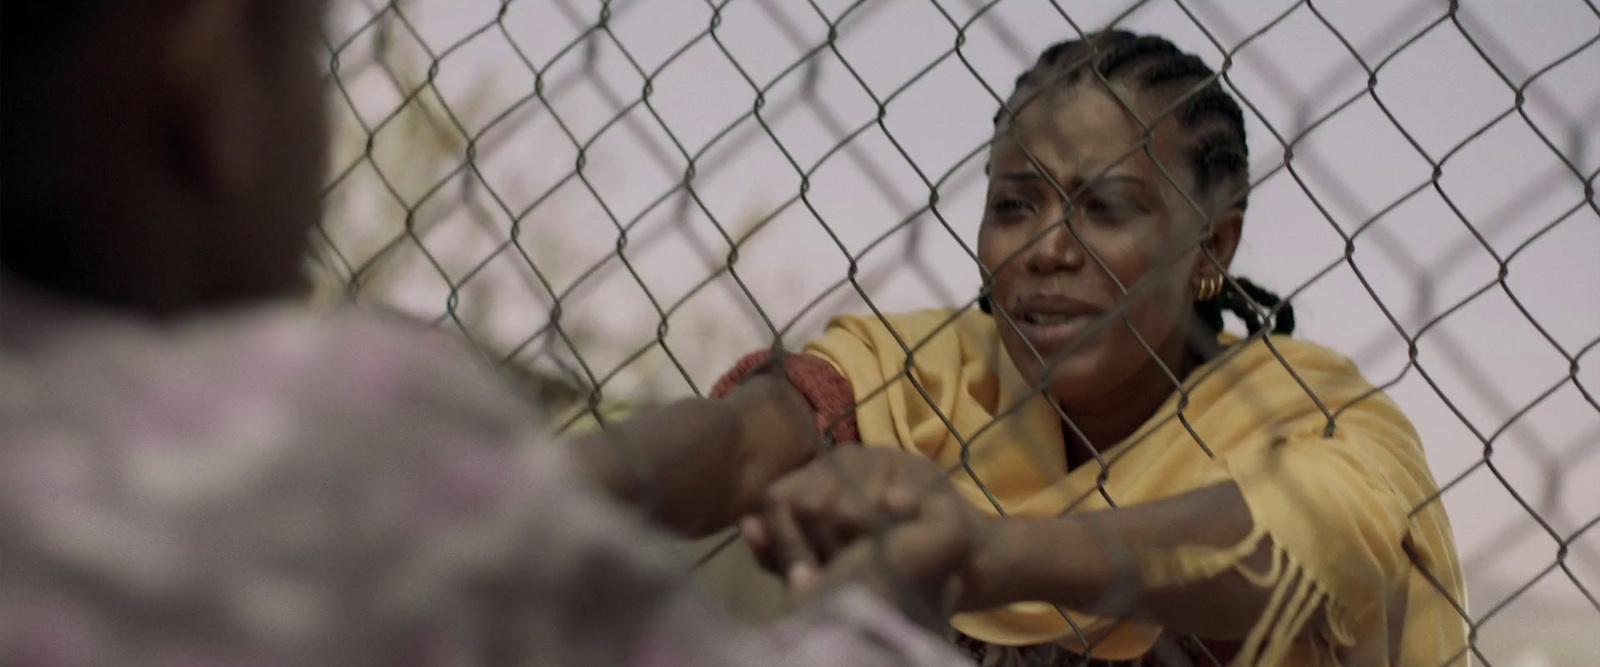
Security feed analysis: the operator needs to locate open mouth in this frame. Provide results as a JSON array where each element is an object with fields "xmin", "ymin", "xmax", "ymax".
[
  {"xmin": 1021, "ymin": 313, "xmax": 1083, "ymax": 326},
  {"xmin": 1009, "ymin": 294, "xmax": 1105, "ymax": 354}
]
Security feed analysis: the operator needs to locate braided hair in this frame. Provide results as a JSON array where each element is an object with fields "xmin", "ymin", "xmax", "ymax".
[{"xmin": 979, "ymin": 30, "xmax": 1294, "ymax": 336}]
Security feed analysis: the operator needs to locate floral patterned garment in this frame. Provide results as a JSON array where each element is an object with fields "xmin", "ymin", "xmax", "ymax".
[{"xmin": 0, "ymin": 284, "xmax": 968, "ymax": 667}]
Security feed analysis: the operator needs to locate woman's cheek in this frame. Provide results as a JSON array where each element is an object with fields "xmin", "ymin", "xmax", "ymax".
[
  {"xmin": 1109, "ymin": 239, "xmax": 1168, "ymax": 302},
  {"xmin": 980, "ymin": 230, "xmax": 1031, "ymax": 288}
]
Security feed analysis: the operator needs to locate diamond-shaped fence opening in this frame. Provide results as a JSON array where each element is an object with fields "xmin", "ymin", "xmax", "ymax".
[{"xmin": 316, "ymin": 0, "xmax": 1600, "ymax": 664}]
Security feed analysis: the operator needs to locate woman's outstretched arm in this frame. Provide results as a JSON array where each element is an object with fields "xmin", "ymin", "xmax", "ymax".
[
  {"xmin": 755, "ymin": 449, "xmax": 1336, "ymax": 643},
  {"xmin": 963, "ymin": 482, "xmax": 1295, "ymax": 640}
]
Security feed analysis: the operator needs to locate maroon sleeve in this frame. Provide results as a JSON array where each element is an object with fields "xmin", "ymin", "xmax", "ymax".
[{"xmin": 711, "ymin": 350, "xmax": 859, "ymax": 445}]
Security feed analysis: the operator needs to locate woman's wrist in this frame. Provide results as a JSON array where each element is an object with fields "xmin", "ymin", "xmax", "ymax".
[
  {"xmin": 958, "ymin": 513, "xmax": 1024, "ymax": 612},
  {"xmin": 732, "ymin": 373, "xmax": 820, "ymax": 470},
  {"xmin": 958, "ymin": 514, "xmax": 1100, "ymax": 613},
  {"xmin": 715, "ymin": 372, "xmax": 826, "ymax": 526}
]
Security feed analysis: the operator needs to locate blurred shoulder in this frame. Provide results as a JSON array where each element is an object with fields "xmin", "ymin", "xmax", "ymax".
[{"xmin": 1, "ymin": 298, "xmax": 543, "ymax": 453}]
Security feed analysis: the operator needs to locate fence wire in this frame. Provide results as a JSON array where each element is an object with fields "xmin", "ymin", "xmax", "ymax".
[{"xmin": 314, "ymin": 0, "xmax": 1599, "ymax": 665}]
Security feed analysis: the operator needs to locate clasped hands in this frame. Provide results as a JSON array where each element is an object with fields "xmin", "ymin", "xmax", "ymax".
[{"xmin": 738, "ymin": 446, "xmax": 998, "ymax": 628}]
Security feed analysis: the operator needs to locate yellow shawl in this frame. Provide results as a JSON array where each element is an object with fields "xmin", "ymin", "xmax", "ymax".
[{"xmin": 803, "ymin": 308, "xmax": 1467, "ymax": 666}]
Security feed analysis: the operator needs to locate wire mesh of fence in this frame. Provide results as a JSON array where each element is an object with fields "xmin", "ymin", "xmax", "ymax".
[{"xmin": 316, "ymin": 1, "xmax": 1599, "ymax": 664}]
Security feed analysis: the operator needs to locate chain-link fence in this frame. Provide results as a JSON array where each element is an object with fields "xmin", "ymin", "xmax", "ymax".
[{"xmin": 314, "ymin": 0, "xmax": 1598, "ymax": 664}]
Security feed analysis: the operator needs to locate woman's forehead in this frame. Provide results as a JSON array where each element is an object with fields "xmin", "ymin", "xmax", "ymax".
[{"xmin": 990, "ymin": 85, "xmax": 1191, "ymax": 187}]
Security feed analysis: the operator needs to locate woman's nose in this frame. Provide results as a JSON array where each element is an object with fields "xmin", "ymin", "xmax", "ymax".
[{"xmin": 1025, "ymin": 218, "xmax": 1086, "ymax": 273}]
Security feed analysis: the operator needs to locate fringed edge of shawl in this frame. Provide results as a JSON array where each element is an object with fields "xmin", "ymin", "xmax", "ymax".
[{"xmin": 1138, "ymin": 524, "xmax": 1354, "ymax": 666}]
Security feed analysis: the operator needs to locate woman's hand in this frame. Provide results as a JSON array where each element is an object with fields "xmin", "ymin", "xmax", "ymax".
[
  {"xmin": 569, "ymin": 373, "xmax": 820, "ymax": 536},
  {"xmin": 742, "ymin": 447, "xmax": 994, "ymax": 627}
]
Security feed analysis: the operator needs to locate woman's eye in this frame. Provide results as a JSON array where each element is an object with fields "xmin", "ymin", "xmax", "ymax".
[
  {"xmin": 1081, "ymin": 196, "xmax": 1132, "ymax": 220},
  {"xmin": 991, "ymin": 197, "xmax": 1033, "ymax": 216}
]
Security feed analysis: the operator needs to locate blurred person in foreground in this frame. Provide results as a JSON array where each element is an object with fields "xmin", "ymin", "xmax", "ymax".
[
  {"xmin": 708, "ymin": 32, "xmax": 1469, "ymax": 666},
  {"xmin": 0, "ymin": 1, "xmax": 975, "ymax": 665}
]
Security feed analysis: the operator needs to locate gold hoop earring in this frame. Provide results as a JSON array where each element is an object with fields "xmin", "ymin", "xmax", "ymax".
[{"xmin": 1195, "ymin": 275, "xmax": 1223, "ymax": 302}]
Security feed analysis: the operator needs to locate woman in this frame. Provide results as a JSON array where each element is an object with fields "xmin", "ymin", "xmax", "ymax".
[{"xmin": 709, "ymin": 31, "xmax": 1467, "ymax": 666}]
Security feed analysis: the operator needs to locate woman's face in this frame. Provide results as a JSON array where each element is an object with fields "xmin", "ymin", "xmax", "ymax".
[{"xmin": 977, "ymin": 83, "xmax": 1237, "ymax": 412}]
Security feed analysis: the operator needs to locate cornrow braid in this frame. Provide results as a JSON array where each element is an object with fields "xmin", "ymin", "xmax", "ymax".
[
  {"xmin": 995, "ymin": 29, "xmax": 1248, "ymax": 211},
  {"xmin": 978, "ymin": 30, "xmax": 1294, "ymax": 337},
  {"xmin": 1195, "ymin": 276, "xmax": 1296, "ymax": 336}
]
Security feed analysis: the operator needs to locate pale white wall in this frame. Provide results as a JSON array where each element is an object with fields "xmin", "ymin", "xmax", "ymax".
[{"xmin": 318, "ymin": 1, "xmax": 1600, "ymax": 664}]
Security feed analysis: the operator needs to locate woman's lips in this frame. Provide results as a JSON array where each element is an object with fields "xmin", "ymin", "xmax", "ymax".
[
  {"xmin": 1005, "ymin": 294, "xmax": 1106, "ymax": 357},
  {"xmin": 1013, "ymin": 313, "xmax": 1094, "ymax": 356}
]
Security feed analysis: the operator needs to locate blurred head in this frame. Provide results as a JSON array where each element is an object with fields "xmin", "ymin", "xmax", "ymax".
[
  {"xmin": 2, "ymin": 0, "xmax": 329, "ymax": 314},
  {"xmin": 976, "ymin": 31, "xmax": 1250, "ymax": 415}
]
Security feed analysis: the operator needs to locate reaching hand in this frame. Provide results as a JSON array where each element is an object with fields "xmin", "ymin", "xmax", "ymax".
[{"xmin": 741, "ymin": 447, "xmax": 992, "ymax": 628}]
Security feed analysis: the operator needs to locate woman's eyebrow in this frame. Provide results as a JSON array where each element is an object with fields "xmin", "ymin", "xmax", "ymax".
[
  {"xmin": 1083, "ymin": 175, "xmax": 1153, "ymax": 194},
  {"xmin": 993, "ymin": 171, "xmax": 1047, "ymax": 184},
  {"xmin": 995, "ymin": 171, "xmax": 1151, "ymax": 194}
]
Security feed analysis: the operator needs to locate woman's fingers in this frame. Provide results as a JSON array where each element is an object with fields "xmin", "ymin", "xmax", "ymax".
[
  {"xmin": 739, "ymin": 515, "xmax": 769, "ymax": 550},
  {"xmin": 764, "ymin": 500, "xmax": 820, "ymax": 586},
  {"xmin": 739, "ymin": 515, "xmax": 785, "ymax": 574},
  {"xmin": 758, "ymin": 444, "xmax": 966, "ymax": 601},
  {"xmin": 788, "ymin": 475, "xmax": 848, "ymax": 559},
  {"xmin": 792, "ymin": 504, "xmax": 976, "ymax": 629},
  {"xmin": 749, "ymin": 492, "xmax": 877, "ymax": 583},
  {"xmin": 760, "ymin": 447, "xmax": 965, "ymax": 594}
]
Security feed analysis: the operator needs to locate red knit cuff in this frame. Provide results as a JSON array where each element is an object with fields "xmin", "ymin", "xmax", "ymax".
[{"xmin": 711, "ymin": 350, "xmax": 859, "ymax": 445}]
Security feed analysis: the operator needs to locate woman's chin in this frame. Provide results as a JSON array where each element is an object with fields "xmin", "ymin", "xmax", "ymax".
[
  {"xmin": 1010, "ymin": 349, "xmax": 1107, "ymax": 400},
  {"xmin": 1046, "ymin": 361, "xmax": 1104, "ymax": 401}
]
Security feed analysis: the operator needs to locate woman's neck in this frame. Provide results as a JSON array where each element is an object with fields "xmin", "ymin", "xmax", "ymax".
[{"xmin": 1059, "ymin": 329, "xmax": 1217, "ymax": 466}]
